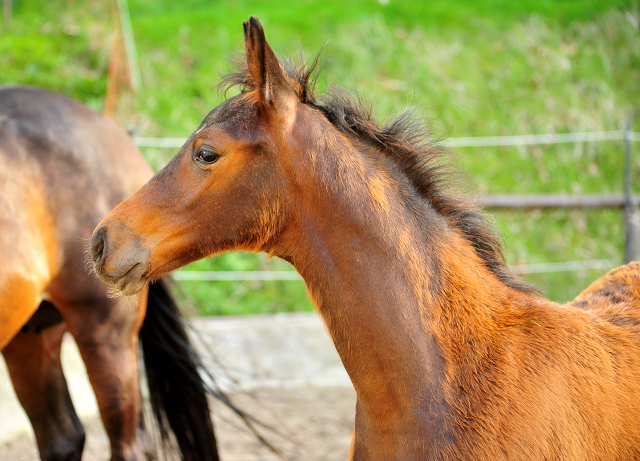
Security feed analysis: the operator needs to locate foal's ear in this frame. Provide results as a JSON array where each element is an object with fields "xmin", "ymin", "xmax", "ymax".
[{"xmin": 243, "ymin": 16, "xmax": 295, "ymax": 112}]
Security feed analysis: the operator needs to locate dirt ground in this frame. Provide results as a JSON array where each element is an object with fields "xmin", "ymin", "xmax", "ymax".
[{"xmin": 0, "ymin": 386, "xmax": 356, "ymax": 461}]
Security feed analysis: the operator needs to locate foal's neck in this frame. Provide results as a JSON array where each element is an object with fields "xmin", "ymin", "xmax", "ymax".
[{"xmin": 272, "ymin": 140, "xmax": 509, "ymax": 438}]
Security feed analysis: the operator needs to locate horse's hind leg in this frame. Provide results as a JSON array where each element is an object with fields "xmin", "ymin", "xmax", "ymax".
[
  {"xmin": 2, "ymin": 316, "xmax": 85, "ymax": 461},
  {"xmin": 61, "ymin": 292, "xmax": 153, "ymax": 461}
]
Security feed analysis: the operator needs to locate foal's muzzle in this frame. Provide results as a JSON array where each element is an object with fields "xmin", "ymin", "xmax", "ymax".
[{"xmin": 89, "ymin": 224, "xmax": 150, "ymax": 295}]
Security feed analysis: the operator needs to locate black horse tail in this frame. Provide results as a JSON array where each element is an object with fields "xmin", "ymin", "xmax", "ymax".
[{"xmin": 139, "ymin": 276, "xmax": 219, "ymax": 461}]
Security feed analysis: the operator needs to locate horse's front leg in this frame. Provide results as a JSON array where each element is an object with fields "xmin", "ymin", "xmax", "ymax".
[
  {"xmin": 61, "ymin": 292, "xmax": 153, "ymax": 461},
  {"xmin": 348, "ymin": 429, "xmax": 356, "ymax": 460},
  {"xmin": 2, "ymin": 319, "xmax": 85, "ymax": 461}
]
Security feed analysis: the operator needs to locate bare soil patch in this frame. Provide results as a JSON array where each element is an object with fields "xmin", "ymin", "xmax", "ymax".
[{"xmin": 0, "ymin": 386, "xmax": 356, "ymax": 461}]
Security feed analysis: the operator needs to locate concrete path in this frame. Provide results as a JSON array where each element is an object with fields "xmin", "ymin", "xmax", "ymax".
[{"xmin": 0, "ymin": 312, "xmax": 350, "ymax": 444}]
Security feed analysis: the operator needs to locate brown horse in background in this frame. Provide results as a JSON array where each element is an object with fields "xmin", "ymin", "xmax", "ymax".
[
  {"xmin": 91, "ymin": 17, "xmax": 640, "ymax": 460},
  {"xmin": 0, "ymin": 86, "xmax": 219, "ymax": 461}
]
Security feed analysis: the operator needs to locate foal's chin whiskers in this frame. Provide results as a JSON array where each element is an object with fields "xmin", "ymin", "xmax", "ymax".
[
  {"xmin": 106, "ymin": 286, "xmax": 147, "ymax": 308},
  {"xmin": 106, "ymin": 285, "xmax": 123, "ymax": 300}
]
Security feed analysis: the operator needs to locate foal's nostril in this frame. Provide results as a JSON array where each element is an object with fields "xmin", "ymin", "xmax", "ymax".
[
  {"xmin": 93, "ymin": 238, "xmax": 104, "ymax": 263},
  {"xmin": 91, "ymin": 228, "xmax": 107, "ymax": 269}
]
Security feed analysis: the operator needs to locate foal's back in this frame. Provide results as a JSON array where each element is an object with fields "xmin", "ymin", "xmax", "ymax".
[
  {"xmin": 567, "ymin": 262, "xmax": 640, "ymax": 458},
  {"xmin": 510, "ymin": 262, "xmax": 640, "ymax": 459},
  {"xmin": 569, "ymin": 261, "xmax": 640, "ymax": 324},
  {"xmin": 452, "ymin": 262, "xmax": 640, "ymax": 460}
]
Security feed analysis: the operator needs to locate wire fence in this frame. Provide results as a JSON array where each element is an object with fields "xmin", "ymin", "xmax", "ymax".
[
  {"xmin": 444, "ymin": 130, "xmax": 640, "ymax": 147},
  {"xmin": 172, "ymin": 259, "xmax": 624, "ymax": 281},
  {"xmin": 134, "ymin": 130, "xmax": 640, "ymax": 150},
  {"xmin": 136, "ymin": 129, "xmax": 639, "ymax": 280}
]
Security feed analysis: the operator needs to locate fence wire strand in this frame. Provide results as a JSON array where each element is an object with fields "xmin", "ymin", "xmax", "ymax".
[{"xmin": 134, "ymin": 131, "xmax": 640, "ymax": 150}]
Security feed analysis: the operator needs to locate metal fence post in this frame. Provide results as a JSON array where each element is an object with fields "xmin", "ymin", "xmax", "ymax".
[{"xmin": 624, "ymin": 116, "xmax": 640, "ymax": 263}]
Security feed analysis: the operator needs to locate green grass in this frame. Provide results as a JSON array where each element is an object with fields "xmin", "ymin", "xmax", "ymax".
[{"xmin": 1, "ymin": 0, "xmax": 639, "ymax": 312}]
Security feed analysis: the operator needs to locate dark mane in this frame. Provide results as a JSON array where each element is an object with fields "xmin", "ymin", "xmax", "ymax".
[{"xmin": 221, "ymin": 56, "xmax": 540, "ymax": 296}]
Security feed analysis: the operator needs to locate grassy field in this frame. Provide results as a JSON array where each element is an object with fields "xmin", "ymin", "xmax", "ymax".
[{"xmin": 1, "ymin": 0, "xmax": 638, "ymax": 314}]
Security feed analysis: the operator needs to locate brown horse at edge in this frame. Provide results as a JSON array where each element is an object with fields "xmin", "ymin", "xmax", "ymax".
[
  {"xmin": 0, "ymin": 86, "xmax": 219, "ymax": 461},
  {"xmin": 91, "ymin": 17, "xmax": 640, "ymax": 460}
]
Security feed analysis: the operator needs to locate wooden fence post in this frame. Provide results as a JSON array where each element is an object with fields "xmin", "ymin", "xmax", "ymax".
[
  {"xmin": 104, "ymin": 0, "xmax": 141, "ymax": 118},
  {"xmin": 3, "ymin": 0, "xmax": 11, "ymax": 27},
  {"xmin": 624, "ymin": 116, "xmax": 639, "ymax": 263}
]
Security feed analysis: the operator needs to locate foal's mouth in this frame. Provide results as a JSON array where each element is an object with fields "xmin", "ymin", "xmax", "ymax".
[
  {"xmin": 113, "ymin": 263, "xmax": 148, "ymax": 296},
  {"xmin": 92, "ymin": 257, "xmax": 149, "ymax": 296}
]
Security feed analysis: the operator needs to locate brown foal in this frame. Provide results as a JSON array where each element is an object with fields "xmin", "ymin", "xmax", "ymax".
[{"xmin": 91, "ymin": 17, "xmax": 640, "ymax": 460}]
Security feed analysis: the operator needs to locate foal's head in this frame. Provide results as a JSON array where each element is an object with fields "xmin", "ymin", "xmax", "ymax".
[
  {"xmin": 91, "ymin": 16, "xmax": 533, "ymax": 297},
  {"xmin": 91, "ymin": 17, "xmax": 327, "ymax": 293}
]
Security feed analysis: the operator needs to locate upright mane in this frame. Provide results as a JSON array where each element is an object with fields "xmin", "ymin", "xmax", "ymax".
[{"xmin": 221, "ymin": 55, "xmax": 540, "ymax": 296}]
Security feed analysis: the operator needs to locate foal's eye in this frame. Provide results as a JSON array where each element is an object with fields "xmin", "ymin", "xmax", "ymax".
[{"xmin": 194, "ymin": 149, "xmax": 220, "ymax": 165}]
